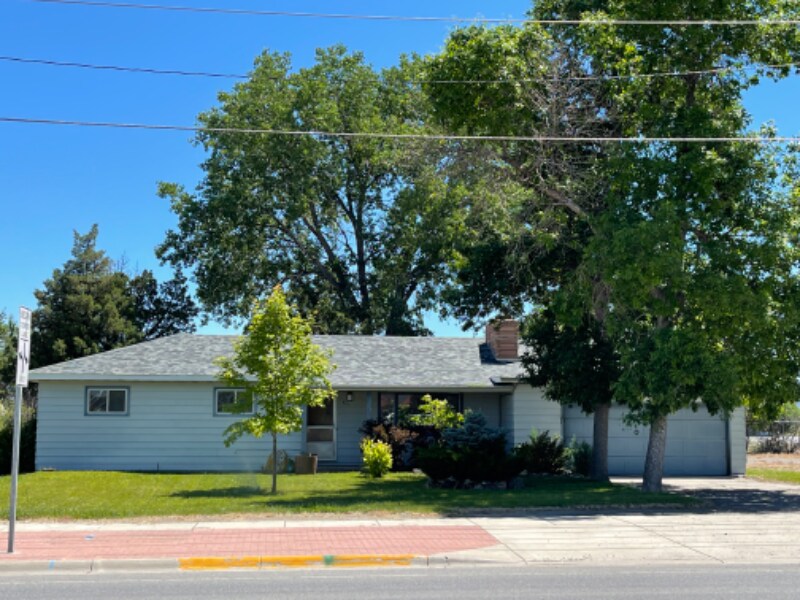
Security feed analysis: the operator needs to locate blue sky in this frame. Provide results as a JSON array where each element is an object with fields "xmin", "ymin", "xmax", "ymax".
[{"xmin": 1, "ymin": 0, "xmax": 799, "ymax": 337}]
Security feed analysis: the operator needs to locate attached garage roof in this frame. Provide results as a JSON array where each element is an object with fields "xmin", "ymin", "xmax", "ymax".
[{"xmin": 29, "ymin": 333, "xmax": 524, "ymax": 389}]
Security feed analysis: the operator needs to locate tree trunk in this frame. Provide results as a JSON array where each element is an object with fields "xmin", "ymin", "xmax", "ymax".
[
  {"xmin": 591, "ymin": 402, "xmax": 610, "ymax": 482},
  {"xmin": 271, "ymin": 433, "xmax": 278, "ymax": 495},
  {"xmin": 642, "ymin": 414, "xmax": 668, "ymax": 493}
]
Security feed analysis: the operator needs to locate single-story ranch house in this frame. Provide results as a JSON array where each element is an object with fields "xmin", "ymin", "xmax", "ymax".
[{"xmin": 29, "ymin": 321, "xmax": 746, "ymax": 476}]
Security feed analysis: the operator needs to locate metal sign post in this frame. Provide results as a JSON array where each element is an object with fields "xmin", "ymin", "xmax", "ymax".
[{"xmin": 8, "ymin": 306, "xmax": 31, "ymax": 554}]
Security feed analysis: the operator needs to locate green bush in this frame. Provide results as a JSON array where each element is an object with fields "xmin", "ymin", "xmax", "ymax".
[
  {"xmin": 417, "ymin": 412, "xmax": 523, "ymax": 484},
  {"xmin": 565, "ymin": 438, "xmax": 592, "ymax": 477},
  {"xmin": 515, "ymin": 430, "xmax": 567, "ymax": 475},
  {"xmin": 408, "ymin": 395, "xmax": 464, "ymax": 429},
  {"xmin": 359, "ymin": 420, "xmax": 427, "ymax": 470},
  {"xmin": 0, "ymin": 406, "xmax": 36, "ymax": 476},
  {"xmin": 361, "ymin": 438, "xmax": 393, "ymax": 478}
]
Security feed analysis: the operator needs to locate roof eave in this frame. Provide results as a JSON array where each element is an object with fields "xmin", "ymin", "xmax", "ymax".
[
  {"xmin": 31, "ymin": 375, "xmax": 506, "ymax": 390},
  {"xmin": 30, "ymin": 374, "xmax": 220, "ymax": 383}
]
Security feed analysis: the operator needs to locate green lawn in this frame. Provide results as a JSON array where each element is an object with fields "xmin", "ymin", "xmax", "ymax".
[
  {"xmin": 747, "ymin": 468, "xmax": 800, "ymax": 485},
  {"xmin": 0, "ymin": 471, "xmax": 690, "ymax": 520}
]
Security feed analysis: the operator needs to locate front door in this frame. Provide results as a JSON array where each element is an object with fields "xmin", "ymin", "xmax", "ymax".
[{"xmin": 306, "ymin": 397, "xmax": 336, "ymax": 460}]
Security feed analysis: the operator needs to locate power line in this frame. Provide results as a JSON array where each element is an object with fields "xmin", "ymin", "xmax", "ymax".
[
  {"xmin": 0, "ymin": 56, "xmax": 247, "ymax": 79},
  {"xmin": 29, "ymin": 0, "xmax": 800, "ymax": 26},
  {"xmin": 2, "ymin": 54, "xmax": 797, "ymax": 84},
  {"xmin": 424, "ymin": 63, "xmax": 800, "ymax": 83},
  {"xmin": 26, "ymin": 0, "xmax": 533, "ymax": 22},
  {"xmin": 2, "ymin": 116, "xmax": 798, "ymax": 144}
]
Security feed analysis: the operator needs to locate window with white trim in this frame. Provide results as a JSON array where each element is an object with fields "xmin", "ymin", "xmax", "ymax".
[
  {"xmin": 215, "ymin": 389, "xmax": 255, "ymax": 415},
  {"xmin": 86, "ymin": 388, "xmax": 128, "ymax": 415}
]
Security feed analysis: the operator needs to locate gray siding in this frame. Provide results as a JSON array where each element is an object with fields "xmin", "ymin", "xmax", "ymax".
[
  {"xmin": 500, "ymin": 394, "xmax": 514, "ymax": 434},
  {"xmin": 509, "ymin": 385, "xmax": 563, "ymax": 445},
  {"xmin": 563, "ymin": 404, "xmax": 729, "ymax": 476},
  {"xmin": 36, "ymin": 381, "xmax": 301, "ymax": 472},
  {"xmin": 728, "ymin": 407, "xmax": 746, "ymax": 475}
]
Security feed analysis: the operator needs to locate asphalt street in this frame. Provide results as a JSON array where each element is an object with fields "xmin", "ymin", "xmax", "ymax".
[{"xmin": 1, "ymin": 564, "xmax": 798, "ymax": 600}]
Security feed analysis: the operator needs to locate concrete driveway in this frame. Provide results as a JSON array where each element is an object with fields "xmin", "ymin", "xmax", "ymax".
[
  {"xmin": 447, "ymin": 477, "xmax": 800, "ymax": 565},
  {"xmin": 617, "ymin": 476, "xmax": 800, "ymax": 512}
]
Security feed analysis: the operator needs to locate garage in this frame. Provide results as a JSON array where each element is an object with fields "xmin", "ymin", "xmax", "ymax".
[{"xmin": 563, "ymin": 404, "xmax": 729, "ymax": 476}]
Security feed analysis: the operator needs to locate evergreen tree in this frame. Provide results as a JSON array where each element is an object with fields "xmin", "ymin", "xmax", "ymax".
[{"xmin": 33, "ymin": 226, "xmax": 198, "ymax": 367}]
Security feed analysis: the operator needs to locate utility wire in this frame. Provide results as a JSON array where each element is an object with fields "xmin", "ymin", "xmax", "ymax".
[
  {"xmin": 0, "ymin": 55, "xmax": 247, "ymax": 79},
  {"xmin": 2, "ymin": 116, "xmax": 798, "ymax": 144},
  {"xmin": 2, "ymin": 55, "xmax": 797, "ymax": 84},
  {"xmin": 29, "ymin": 0, "xmax": 800, "ymax": 26}
]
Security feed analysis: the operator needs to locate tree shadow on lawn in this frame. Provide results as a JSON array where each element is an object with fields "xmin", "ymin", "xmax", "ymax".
[
  {"xmin": 168, "ymin": 477, "xmax": 450, "ymax": 510},
  {"xmin": 165, "ymin": 476, "xmax": 685, "ymax": 517},
  {"xmin": 166, "ymin": 476, "xmax": 800, "ymax": 516},
  {"xmin": 170, "ymin": 486, "xmax": 265, "ymax": 499},
  {"xmin": 162, "ymin": 476, "xmax": 800, "ymax": 518},
  {"xmin": 666, "ymin": 486, "xmax": 800, "ymax": 513}
]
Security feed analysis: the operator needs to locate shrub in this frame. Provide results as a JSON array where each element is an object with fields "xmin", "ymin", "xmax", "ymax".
[
  {"xmin": 417, "ymin": 412, "xmax": 523, "ymax": 485},
  {"xmin": 359, "ymin": 419, "xmax": 415, "ymax": 470},
  {"xmin": 408, "ymin": 395, "xmax": 464, "ymax": 429},
  {"xmin": 750, "ymin": 419, "xmax": 800, "ymax": 454},
  {"xmin": 0, "ymin": 406, "xmax": 36, "ymax": 476},
  {"xmin": 361, "ymin": 438, "xmax": 393, "ymax": 478},
  {"xmin": 359, "ymin": 419, "xmax": 438, "ymax": 471},
  {"xmin": 565, "ymin": 438, "xmax": 592, "ymax": 477},
  {"xmin": 440, "ymin": 411, "xmax": 505, "ymax": 450},
  {"xmin": 515, "ymin": 430, "xmax": 567, "ymax": 475},
  {"xmin": 753, "ymin": 433, "xmax": 800, "ymax": 454}
]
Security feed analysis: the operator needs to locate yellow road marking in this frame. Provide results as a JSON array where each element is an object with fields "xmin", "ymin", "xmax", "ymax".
[{"xmin": 179, "ymin": 554, "xmax": 415, "ymax": 570}]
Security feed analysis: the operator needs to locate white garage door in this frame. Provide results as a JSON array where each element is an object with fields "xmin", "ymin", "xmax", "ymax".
[{"xmin": 563, "ymin": 404, "xmax": 728, "ymax": 476}]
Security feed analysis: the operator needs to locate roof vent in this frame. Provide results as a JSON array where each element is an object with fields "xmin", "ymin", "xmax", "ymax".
[{"xmin": 486, "ymin": 319, "xmax": 519, "ymax": 360}]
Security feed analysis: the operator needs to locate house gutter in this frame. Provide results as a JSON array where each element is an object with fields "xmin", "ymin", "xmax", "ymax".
[{"xmin": 30, "ymin": 374, "xmax": 501, "ymax": 392}]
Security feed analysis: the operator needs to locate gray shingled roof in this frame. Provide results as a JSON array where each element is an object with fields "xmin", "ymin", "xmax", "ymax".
[{"xmin": 29, "ymin": 334, "xmax": 524, "ymax": 389}]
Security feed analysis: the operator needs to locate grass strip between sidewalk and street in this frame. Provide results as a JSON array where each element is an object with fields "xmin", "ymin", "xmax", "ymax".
[
  {"xmin": 746, "ymin": 468, "xmax": 800, "ymax": 485},
  {"xmin": 0, "ymin": 471, "xmax": 690, "ymax": 520}
]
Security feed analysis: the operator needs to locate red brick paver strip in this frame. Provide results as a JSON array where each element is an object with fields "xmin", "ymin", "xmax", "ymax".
[{"xmin": 0, "ymin": 525, "xmax": 497, "ymax": 561}]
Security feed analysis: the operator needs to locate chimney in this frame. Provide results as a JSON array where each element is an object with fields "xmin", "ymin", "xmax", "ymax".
[{"xmin": 486, "ymin": 319, "xmax": 519, "ymax": 360}]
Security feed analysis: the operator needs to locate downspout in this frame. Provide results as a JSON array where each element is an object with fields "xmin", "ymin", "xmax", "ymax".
[
  {"xmin": 365, "ymin": 391, "xmax": 373, "ymax": 420},
  {"xmin": 494, "ymin": 376, "xmax": 521, "ymax": 446},
  {"xmin": 725, "ymin": 412, "xmax": 732, "ymax": 476}
]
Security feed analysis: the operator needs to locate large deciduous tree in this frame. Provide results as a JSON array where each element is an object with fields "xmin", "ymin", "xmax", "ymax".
[
  {"xmin": 33, "ymin": 226, "xmax": 198, "ymax": 367},
  {"xmin": 425, "ymin": 23, "xmax": 617, "ymax": 480},
  {"xmin": 215, "ymin": 286, "xmax": 335, "ymax": 494},
  {"xmin": 533, "ymin": 0, "xmax": 800, "ymax": 492},
  {"xmin": 427, "ymin": 1, "xmax": 800, "ymax": 490},
  {"xmin": 158, "ymin": 46, "xmax": 462, "ymax": 335}
]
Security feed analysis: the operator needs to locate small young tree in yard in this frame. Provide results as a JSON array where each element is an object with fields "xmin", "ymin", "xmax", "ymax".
[{"xmin": 215, "ymin": 286, "xmax": 335, "ymax": 494}]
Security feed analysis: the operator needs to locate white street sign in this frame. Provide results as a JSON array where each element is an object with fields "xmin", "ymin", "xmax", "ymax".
[
  {"xmin": 15, "ymin": 307, "xmax": 32, "ymax": 387},
  {"xmin": 18, "ymin": 307, "xmax": 31, "ymax": 341},
  {"xmin": 16, "ymin": 337, "xmax": 30, "ymax": 387}
]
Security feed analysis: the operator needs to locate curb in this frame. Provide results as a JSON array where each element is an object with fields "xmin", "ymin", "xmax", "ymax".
[
  {"xmin": 180, "ymin": 554, "xmax": 417, "ymax": 570},
  {"xmin": 0, "ymin": 559, "xmax": 94, "ymax": 574},
  {"xmin": 0, "ymin": 554, "xmax": 419, "ymax": 575},
  {"xmin": 0, "ymin": 558, "xmax": 179, "ymax": 575}
]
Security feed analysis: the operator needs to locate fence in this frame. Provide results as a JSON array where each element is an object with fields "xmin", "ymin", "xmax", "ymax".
[{"xmin": 748, "ymin": 420, "xmax": 800, "ymax": 454}]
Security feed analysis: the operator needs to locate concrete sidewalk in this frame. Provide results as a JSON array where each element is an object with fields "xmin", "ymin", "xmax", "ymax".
[{"xmin": 0, "ymin": 477, "xmax": 798, "ymax": 573}]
